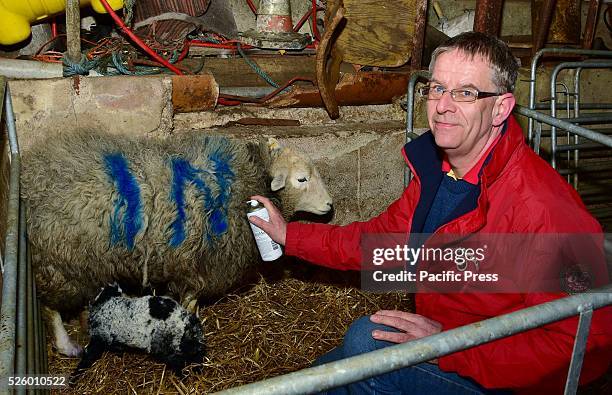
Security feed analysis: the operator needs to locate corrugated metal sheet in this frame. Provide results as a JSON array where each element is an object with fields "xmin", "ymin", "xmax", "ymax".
[{"xmin": 133, "ymin": 0, "xmax": 210, "ymax": 45}]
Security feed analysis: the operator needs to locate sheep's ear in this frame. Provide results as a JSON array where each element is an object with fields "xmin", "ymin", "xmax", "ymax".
[
  {"xmin": 267, "ymin": 138, "xmax": 282, "ymax": 155},
  {"xmin": 271, "ymin": 172, "xmax": 287, "ymax": 191}
]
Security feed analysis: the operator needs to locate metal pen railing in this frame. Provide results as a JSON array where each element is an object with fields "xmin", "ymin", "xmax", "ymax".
[
  {"xmin": 528, "ymin": 48, "xmax": 612, "ymax": 144},
  {"xmin": 516, "ymin": 105, "xmax": 612, "ymax": 149},
  {"xmin": 548, "ymin": 61, "xmax": 612, "ymax": 170},
  {"xmin": 0, "ymin": 78, "xmax": 46, "ymax": 394}
]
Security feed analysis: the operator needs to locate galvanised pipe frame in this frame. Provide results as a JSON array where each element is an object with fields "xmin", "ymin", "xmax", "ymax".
[
  {"xmin": 528, "ymin": 48, "xmax": 612, "ymax": 145},
  {"xmin": 0, "ymin": 78, "xmax": 47, "ymax": 395}
]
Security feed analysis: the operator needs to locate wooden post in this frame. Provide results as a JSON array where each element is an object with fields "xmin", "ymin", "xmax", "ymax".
[
  {"xmin": 410, "ymin": 0, "xmax": 429, "ymax": 70},
  {"xmin": 532, "ymin": 0, "xmax": 557, "ymax": 55},
  {"xmin": 582, "ymin": 0, "xmax": 602, "ymax": 49},
  {"xmin": 65, "ymin": 0, "xmax": 81, "ymax": 63},
  {"xmin": 473, "ymin": 0, "xmax": 504, "ymax": 37}
]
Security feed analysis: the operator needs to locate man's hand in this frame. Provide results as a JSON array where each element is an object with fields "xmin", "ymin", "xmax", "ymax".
[
  {"xmin": 370, "ymin": 310, "xmax": 442, "ymax": 362},
  {"xmin": 248, "ymin": 195, "xmax": 288, "ymax": 246},
  {"xmin": 370, "ymin": 310, "xmax": 442, "ymax": 342}
]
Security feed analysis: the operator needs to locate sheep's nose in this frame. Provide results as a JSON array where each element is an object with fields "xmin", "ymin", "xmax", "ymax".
[{"xmin": 326, "ymin": 202, "xmax": 333, "ymax": 210}]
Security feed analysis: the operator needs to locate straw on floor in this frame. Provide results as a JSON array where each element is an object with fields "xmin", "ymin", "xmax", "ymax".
[{"xmin": 49, "ymin": 271, "xmax": 412, "ymax": 394}]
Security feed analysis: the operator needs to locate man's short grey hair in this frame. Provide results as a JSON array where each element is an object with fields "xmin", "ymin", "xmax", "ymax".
[{"xmin": 428, "ymin": 32, "xmax": 520, "ymax": 94}]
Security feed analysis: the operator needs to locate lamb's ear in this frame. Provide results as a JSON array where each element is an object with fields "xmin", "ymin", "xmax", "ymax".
[
  {"xmin": 110, "ymin": 282, "xmax": 122, "ymax": 294},
  {"xmin": 270, "ymin": 171, "xmax": 287, "ymax": 191},
  {"xmin": 268, "ymin": 138, "xmax": 282, "ymax": 157},
  {"xmin": 92, "ymin": 284, "xmax": 122, "ymax": 307}
]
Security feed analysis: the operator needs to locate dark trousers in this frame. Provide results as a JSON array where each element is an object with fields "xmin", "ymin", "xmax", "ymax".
[{"xmin": 314, "ymin": 316, "xmax": 511, "ymax": 395}]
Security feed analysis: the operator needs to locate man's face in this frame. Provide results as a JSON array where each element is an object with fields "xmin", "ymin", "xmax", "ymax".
[{"xmin": 426, "ymin": 49, "xmax": 501, "ymax": 158}]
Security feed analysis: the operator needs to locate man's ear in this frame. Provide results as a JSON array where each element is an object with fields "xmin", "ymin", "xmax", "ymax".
[{"xmin": 492, "ymin": 93, "xmax": 516, "ymax": 127}]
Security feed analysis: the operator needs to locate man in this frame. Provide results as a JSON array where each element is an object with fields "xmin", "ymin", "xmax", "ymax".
[{"xmin": 249, "ymin": 32, "xmax": 611, "ymax": 393}]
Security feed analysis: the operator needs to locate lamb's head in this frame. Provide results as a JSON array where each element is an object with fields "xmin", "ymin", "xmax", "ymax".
[{"xmin": 267, "ymin": 138, "xmax": 333, "ymax": 216}]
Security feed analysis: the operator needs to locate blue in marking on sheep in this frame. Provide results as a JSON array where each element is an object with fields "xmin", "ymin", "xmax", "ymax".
[
  {"xmin": 208, "ymin": 146, "xmax": 235, "ymax": 235},
  {"xmin": 103, "ymin": 153, "xmax": 143, "ymax": 250},
  {"xmin": 168, "ymin": 146, "xmax": 235, "ymax": 247}
]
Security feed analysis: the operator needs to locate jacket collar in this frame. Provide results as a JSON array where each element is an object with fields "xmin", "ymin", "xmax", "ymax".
[
  {"xmin": 403, "ymin": 115, "xmax": 524, "ymax": 188},
  {"xmin": 480, "ymin": 115, "xmax": 524, "ymax": 186}
]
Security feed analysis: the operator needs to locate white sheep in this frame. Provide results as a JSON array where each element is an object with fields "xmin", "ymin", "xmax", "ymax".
[
  {"xmin": 70, "ymin": 283, "xmax": 205, "ymax": 384},
  {"xmin": 21, "ymin": 131, "xmax": 332, "ymax": 356}
]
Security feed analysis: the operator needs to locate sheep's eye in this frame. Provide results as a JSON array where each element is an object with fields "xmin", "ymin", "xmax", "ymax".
[{"xmin": 297, "ymin": 177, "xmax": 308, "ymax": 183}]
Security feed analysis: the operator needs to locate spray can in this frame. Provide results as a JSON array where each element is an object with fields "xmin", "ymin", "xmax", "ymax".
[{"xmin": 246, "ymin": 200, "xmax": 283, "ymax": 261}]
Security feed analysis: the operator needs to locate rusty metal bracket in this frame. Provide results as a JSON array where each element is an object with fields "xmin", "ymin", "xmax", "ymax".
[
  {"xmin": 410, "ymin": 0, "xmax": 429, "ymax": 70},
  {"xmin": 316, "ymin": 4, "xmax": 346, "ymax": 119},
  {"xmin": 266, "ymin": 72, "xmax": 410, "ymax": 108},
  {"xmin": 532, "ymin": 0, "xmax": 558, "ymax": 55},
  {"xmin": 172, "ymin": 73, "xmax": 219, "ymax": 112},
  {"xmin": 582, "ymin": 0, "xmax": 602, "ymax": 50},
  {"xmin": 473, "ymin": 0, "xmax": 504, "ymax": 37}
]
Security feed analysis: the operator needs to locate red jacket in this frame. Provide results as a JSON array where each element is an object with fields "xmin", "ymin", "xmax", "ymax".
[{"xmin": 285, "ymin": 116, "xmax": 611, "ymax": 392}]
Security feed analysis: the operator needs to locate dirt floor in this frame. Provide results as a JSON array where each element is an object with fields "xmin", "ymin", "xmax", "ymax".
[{"xmin": 48, "ymin": 264, "xmax": 413, "ymax": 394}]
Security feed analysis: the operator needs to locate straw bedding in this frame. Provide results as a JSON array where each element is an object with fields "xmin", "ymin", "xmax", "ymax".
[{"xmin": 48, "ymin": 266, "xmax": 413, "ymax": 394}]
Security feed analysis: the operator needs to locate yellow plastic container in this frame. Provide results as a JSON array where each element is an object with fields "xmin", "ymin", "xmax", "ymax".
[{"xmin": 0, "ymin": 0, "xmax": 124, "ymax": 45}]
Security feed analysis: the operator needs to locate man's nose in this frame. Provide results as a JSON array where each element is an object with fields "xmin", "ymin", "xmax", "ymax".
[{"xmin": 436, "ymin": 90, "xmax": 456, "ymax": 113}]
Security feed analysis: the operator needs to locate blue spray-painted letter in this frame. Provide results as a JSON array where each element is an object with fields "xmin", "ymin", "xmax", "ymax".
[{"xmin": 103, "ymin": 153, "xmax": 143, "ymax": 250}]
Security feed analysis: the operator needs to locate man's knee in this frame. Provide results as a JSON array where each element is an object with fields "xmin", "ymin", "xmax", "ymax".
[{"xmin": 342, "ymin": 316, "xmax": 398, "ymax": 357}]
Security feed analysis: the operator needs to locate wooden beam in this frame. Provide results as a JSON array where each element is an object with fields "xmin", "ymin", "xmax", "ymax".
[{"xmin": 473, "ymin": 0, "xmax": 504, "ymax": 37}]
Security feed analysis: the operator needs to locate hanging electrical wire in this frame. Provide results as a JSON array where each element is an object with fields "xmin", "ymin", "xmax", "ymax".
[
  {"xmin": 218, "ymin": 76, "xmax": 315, "ymax": 104},
  {"xmin": 98, "ymin": 0, "xmax": 183, "ymax": 75}
]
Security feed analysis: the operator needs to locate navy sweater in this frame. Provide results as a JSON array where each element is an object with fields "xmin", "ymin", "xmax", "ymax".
[{"xmin": 422, "ymin": 175, "xmax": 479, "ymax": 234}]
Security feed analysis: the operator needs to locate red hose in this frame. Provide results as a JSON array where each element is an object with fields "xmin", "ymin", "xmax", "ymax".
[
  {"xmin": 189, "ymin": 40, "xmax": 255, "ymax": 51},
  {"xmin": 311, "ymin": 0, "xmax": 320, "ymax": 41},
  {"xmin": 189, "ymin": 41, "xmax": 238, "ymax": 50},
  {"xmin": 246, "ymin": 0, "xmax": 257, "ymax": 14},
  {"xmin": 218, "ymin": 97, "xmax": 243, "ymax": 106},
  {"xmin": 177, "ymin": 40, "xmax": 190, "ymax": 62},
  {"xmin": 98, "ymin": 0, "xmax": 183, "ymax": 75},
  {"xmin": 219, "ymin": 76, "xmax": 315, "ymax": 104},
  {"xmin": 293, "ymin": 8, "xmax": 313, "ymax": 32},
  {"xmin": 51, "ymin": 18, "xmax": 58, "ymax": 38}
]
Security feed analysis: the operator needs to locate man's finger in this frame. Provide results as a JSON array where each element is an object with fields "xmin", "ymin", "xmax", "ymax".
[
  {"xmin": 248, "ymin": 216, "xmax": 273, "ymax": 236},
  {"xmin": 370, "ymin": 314, "xmax": 416, "ymax": 333},
  {"xmin": 248, "ymin": 215, "xmax": 270, "ymax": 229},
  {"xmin": 372, "ymin": 330, "xmax": 412, "ymax": 344},
  {"xmin": 374, "ymin": 310, "xmax": 425, "ymax": 323}
]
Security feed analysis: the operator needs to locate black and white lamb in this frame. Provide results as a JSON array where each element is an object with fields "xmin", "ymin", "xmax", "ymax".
[
  {"xmin": 70, "ymin": 284, "xmax": 205, "ymax": 384},
  {"xmin": 22, "ymin": 131, "xmax": 332, "ymax": 356}
]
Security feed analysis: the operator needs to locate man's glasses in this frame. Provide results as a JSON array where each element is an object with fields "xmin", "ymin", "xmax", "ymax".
[{"xmin": 419, "ymin": 85, "xmax": 500, "ymax": 103}]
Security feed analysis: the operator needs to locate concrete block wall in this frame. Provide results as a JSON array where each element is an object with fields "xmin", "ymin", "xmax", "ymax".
[{"xmin": 8, "ymin": 76, "xmax": 174, "ymax": 151}]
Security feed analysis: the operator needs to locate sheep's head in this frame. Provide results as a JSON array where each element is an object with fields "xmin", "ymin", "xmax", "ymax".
[{"xmin": 267, "ymin": 138, "xmax": 333, "ymax": 217}]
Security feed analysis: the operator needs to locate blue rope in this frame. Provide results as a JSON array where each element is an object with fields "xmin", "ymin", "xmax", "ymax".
[
  {"xmin": 236, "ymin": 43, "xmax": 279, "ymax": 88},
  {"xmin": 123, "ymin": 0, "xmax": 137, "ymax": 25},
  {"xmin": 168, "ymin": 50, "xmax": 180, "ymax": 64},
  {"xmin": 104, "ymin": 52, "xmax": 161, "ymax": 76},
  {"xmin": 62, "ymin": 53, "xmax": 100, "ymax": 77}
]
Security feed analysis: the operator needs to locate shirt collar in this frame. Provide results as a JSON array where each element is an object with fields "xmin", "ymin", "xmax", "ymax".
[{"xmin": 441, "ymin": 133, "xmax": 503, "ymax": 185}]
